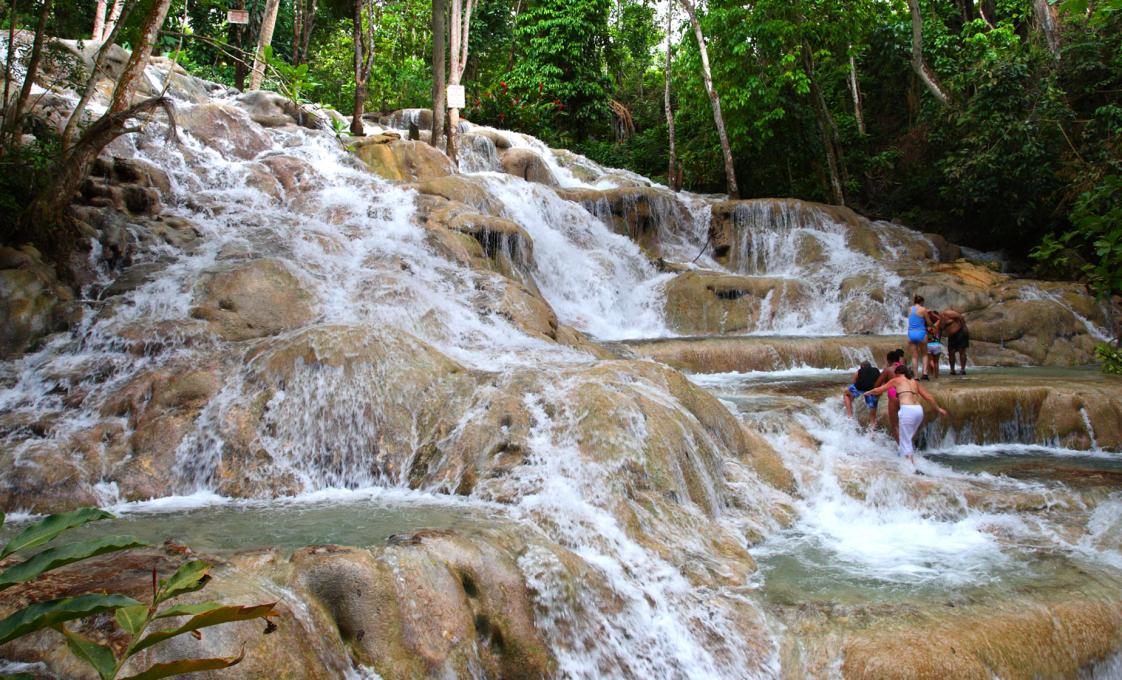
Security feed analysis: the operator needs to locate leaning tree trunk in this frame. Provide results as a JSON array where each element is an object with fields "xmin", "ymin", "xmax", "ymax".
[
  {"xmin": 9, "ymin": 0, "xmax": 53, "ymax": 134},
  {"xmin": 109, "ymin": 0, "xmax": 172, "ymax": 113},
  {"xmin": 678, "ymin": 0, "xmax": 738, "ymax": 198},
  {"xmin": 430, "ymin": 0, "xmax": 447, "ymax": 148},
  {"xmin": 907, "ymin": 0, "xmax": 951, "ymax": 106},
  {"xmin": 104, "ymin": 0, "xmax": 126, "ymax": 40},
  {"xmin": 249, "ymin": 0, "xmax": 281, "ymax": 90},
  {"xmin": 62, "ymin": 0, "xmax": 136, "ymax": 149},
  {"xmin": 664, "ymin": 0, "xmax": 679, "ymax": 191},
  {"xmin": 92, "ymin": 0, "xmax": 108, "ymax": 41}
]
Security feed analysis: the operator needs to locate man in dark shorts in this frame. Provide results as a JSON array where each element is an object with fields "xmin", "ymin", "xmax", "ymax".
[
  {"xmin": 940, "ymin": 308, "xmax": 969, "ymax": 374},
  {"xmin": 844, "ymin": 360, "xmax": 881, "ymax": 425}
]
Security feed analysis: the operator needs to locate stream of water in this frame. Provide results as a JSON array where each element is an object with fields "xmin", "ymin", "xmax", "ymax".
[{"xmin": 0, "ymin": 66, "xmax": 1120, "ymax": 677}]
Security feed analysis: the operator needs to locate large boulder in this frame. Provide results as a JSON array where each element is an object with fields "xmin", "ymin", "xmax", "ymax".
[
  {"xmin": 416, "ymin": 175, "xmax": 503, "ymax": 215},
  {"xmin": 498, "ymin": 148, "xmax": 557, "ymax": 186},
  {"xmin": 236, "ymin": 90, "xmax": 322, "ymax": 129},
  {"xmin": 555, "ymin": 186, "xmax": 688, "ymax": 257},
  {"xmin": 177, "ymin": 103, "xmax": 273, "ymax": 160},
  {"xmin": 352, "ymin": 136, "xmax": 453, "ymax": 182},
  {"xmin": 664, "ymin": 270, "xmax": 809, "ymax": 335},
  {"xmin": 190, "ymin": 259, "xmax": 316, "ymax": 341},
  {"xmin": 0, "ymin": 245, "xmax": 77, "ymax": 358}
]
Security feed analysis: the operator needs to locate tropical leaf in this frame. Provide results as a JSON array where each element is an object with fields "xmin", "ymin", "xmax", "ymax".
[
  {"xmin": 153, "ymin": 601, "xmax": 223, "ymax": 619},
  {"xmin": 0, "ymin": 509, "xmax": 114, "ymax": 559},
  {"xmin": 117, "ymin": 648, "xmax": 245, "ymax": 680},
  {"xmin": 155, "ymin": 561, "xmax": 211, "ymax": 605},
  {"xmin": 57, "ymin": 625, "xmax": 118, "ymax": 680},
  {"xmin": 0, "ymin": 594, "xmax": 141, "ymax": 645},
  {"xmin": 115, "ymin": 603, "xmax": 150, "ymax": 637},
  {"xmin": 0, "ymin": 536, "xmax": 149, "ymax": 592},
  {"xmin": 130, "ymin": 604, "xmax": 276, "ymax": 655}
]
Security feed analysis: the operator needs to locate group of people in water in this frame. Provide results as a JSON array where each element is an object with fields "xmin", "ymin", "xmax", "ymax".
[{"xmin": 843, "ymin": 296, "xmax": 968, "ymax": 468}]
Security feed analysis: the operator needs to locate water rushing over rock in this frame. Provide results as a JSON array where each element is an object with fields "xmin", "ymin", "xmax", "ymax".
[{"xmin": 1, "ymin": 58, "xmax": 1121, "ymax": 679}]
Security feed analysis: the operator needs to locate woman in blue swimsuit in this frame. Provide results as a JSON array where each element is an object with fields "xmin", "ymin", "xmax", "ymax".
[{"xmin": 906, "ymin": 295, "xmax": 929, "ymax": 378}]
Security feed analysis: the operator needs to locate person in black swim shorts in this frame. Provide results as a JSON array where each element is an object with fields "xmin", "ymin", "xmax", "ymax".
[
  {"xmin": 940, "ymin": 308, "xmax": 969, "ymax": 375},
  {"xmin": 844, "ymin": 360, "xmax": 881, "ymax": 426}
]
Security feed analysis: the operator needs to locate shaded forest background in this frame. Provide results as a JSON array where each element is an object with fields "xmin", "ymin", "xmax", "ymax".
[{"xmin": 3, "ymin": 0, "xmax": 1121, "ymax": 290}]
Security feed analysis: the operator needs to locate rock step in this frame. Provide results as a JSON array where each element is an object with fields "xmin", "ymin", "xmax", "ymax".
[{"xmin": 615, "ymin": 334, "xmax": 1032, "ymax": 374}]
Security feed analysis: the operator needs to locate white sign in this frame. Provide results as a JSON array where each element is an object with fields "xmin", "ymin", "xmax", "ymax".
[
  {"xmin": 446, "ymin": 84, "xmax": 465, "ymax": 109},
  {"xmin": 227, "ymin": 9, "xmax": 249, "ymax": 24}
]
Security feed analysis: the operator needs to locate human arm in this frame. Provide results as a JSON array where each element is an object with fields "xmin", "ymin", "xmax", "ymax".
[
  {"xmin": 865, "ymin": 376, "xmax": 897, "ymax": 398},
  {"xmin": 917, "ymin": 383, "xmax": 948, "ymax": 416}
]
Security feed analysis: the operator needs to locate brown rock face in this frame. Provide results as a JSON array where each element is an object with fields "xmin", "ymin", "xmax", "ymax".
[
  {"xmin": 0, "ymin": 245, "xmax": 77, "ymax": 358},
  {"xmin": 555, "ymin": 186, "xmax": 688, "ymax": 258},
  {"xmin": 236, "ymin": 90, "xmax": 322, "ymax": 129},
  {"xmin": 191, "ymin": 259, "xmax": 316, "ymax": 341},
  {"xmin": 664, "ymin": 270, "xmax": 809, "ymax": 335},
  {"xmin": 176, "ymin": 103, "xmax": 273, "ymax": 160},
  {"xmin": 498, "ymin": 148, "xmax": 558, "ymax": 186},
  {"xmin": 352, "ymin": 137, "xmax": 453, "ymax": 182}
]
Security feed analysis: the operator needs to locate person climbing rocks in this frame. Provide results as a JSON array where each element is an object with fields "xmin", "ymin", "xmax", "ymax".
[
  {"xmin": 924, "ymin": 310, "xmax": 943, "ymax": 380},
  {"xmin": 870, "ymin": 349, "xmax": 905, "ymax": 436},
  {"xmin": 864, "ymin": 364, "xmax": 949, "ymax": 470},
  {"xmin": 844, "ymin": 360, "xmax": 881, "ymax": 424},
  {"xmin": 905, "ymin": 295, "xmax": 929, "ymax": 379},
  {"xmin": 940, "ymin": 308, "xmax": 969, "ymax": 375}
]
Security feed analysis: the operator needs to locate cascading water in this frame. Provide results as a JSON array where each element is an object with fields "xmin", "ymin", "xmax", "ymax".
[{"xmin": 2, "ymin": 54, "xmax": 1121, "ymax": 678}]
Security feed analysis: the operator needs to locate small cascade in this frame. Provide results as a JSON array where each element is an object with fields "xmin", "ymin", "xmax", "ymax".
[
  {"xmin": 718, "ymin": 201, "xmax": 913, "ymax": 334},
  {"xmin": 457, "ymin": 131, "xmax": 502, "ymax": 173}
]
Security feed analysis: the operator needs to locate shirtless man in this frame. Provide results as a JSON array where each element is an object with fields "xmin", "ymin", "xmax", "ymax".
[{"xmin": 940, "ymin": 309, "xmax": 968, "ymax": 375}]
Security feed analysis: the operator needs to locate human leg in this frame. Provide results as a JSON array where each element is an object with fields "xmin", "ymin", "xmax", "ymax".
[
  {"xmin": 897, "ymin": 404, "xmax": 925, "ymax": 465},
  {"xmin": 889, "ymin": 398, "xmax": 900, "ymax": 441},
  {"xmin": 844, "ymin": 385, "xmax": 856, "ymax": 418}
]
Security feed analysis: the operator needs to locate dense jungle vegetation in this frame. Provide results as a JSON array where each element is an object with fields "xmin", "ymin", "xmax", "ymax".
[{"xmin": 2, "ymin": 0, "xmax": 1121, "ymax": 296}]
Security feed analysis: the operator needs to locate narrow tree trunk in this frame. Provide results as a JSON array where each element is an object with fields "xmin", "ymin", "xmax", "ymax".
[
  {"xmin": 63, "ymin": 0, "xmax": 136, "ymax": 149},
  {"xmin": 430, "ymin": 0, "xmax": 447, "ymax": 148},
  {"xmin": 249, "ymin": 0, "xmax": 281, "ymax": 91},
  {"xmin": 3, "ymin": 0, "xmax": 17, "ymax": 138},
  {"xmin": 446, "ymin": 0, "xmax": 472, "ymax": 166},
  {"xmin": 907, "ymin": 0, "xmax": 951, "ymax": 106},
  {"xmin": 351, "ymin": 0, "xmax": 378, "ymax": 135},
  {"xmin": 664, "ymin": 0, "xmax": 678, "ymax": 191},
  {"xmin": 105, "ymin": 0, "xmax": 126, "ymax": 39},
  {"xmin": 848, "ymin": 47, "xmax": 866, "ymax": 136},
  {"xmin": 802, "ymin": 40, "xmax": 846, "ymax": 205},
  {"xmin": 677, "ymin": 0, "xmax": 737, "ymax": 198},
  {"xmin": 978, "ymin": 0, "xmax": 996, "ymax": 27},
  {"xmin": 7, "ymin": 0, "xmax": 54, "ymax": 142},
  {"xmin": 109, "ymin": 0, "xmax": 172, "ymax": 113},
  {"xmin": 1032, "ymin": 0, "xmax": 1061, "ymax": 58},
  {"xmin": 92, "ymin": 0, "xmax": 108, "ymax": 41}
]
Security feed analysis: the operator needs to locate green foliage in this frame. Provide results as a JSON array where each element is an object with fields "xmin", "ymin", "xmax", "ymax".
[
  {"xmin": 1096, "ymin": 342, "xmax": 1122, "ymax": 374},
  {"xmin": 467, "ymin": 80, "xmax": 564, "ymax": 139},
  {"xmin": 1032, "ymin": 175, "xmax": 1122, "ymax": 297},
  {"xmin": 0, "ymin": 509, "xmax": 276, "ymax": 679}
]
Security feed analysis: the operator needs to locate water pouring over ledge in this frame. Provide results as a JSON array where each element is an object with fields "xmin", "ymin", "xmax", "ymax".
[{"xmin": 0, "ymin": 54, "xmax": 1120, "ymax": 678}]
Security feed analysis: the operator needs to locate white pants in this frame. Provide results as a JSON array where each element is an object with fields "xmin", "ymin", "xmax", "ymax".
[{"xmin": 898, "ymin": 404, "xmax": 925, "ymax": 456}]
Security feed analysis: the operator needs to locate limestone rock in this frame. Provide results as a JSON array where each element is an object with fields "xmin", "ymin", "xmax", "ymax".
[
  {"xmin": 0, "ymin": 246, "xmax": 77, "ymax": 358},
  {"xmin": 555, "ymin": 186, "xmax": 687, "ymax": 257},
  {"xmin": 177, "ymin": 103, "xmax": 273, "ymax": 160},
  {"xmin": 416, "ymin": 175, "xmax": 504, "ymax": 215},
  {"xmin": 191, "ymin": 259, "xmax": 316, "ymax": 341},
  {"xmin": 237, "ymin": 90, "xmax": 323, "ymax": 129},
  {"xmin": 499, "ymin": 148, "xmax": 558, "ymax": 186},
  {"xmin": 664, "ymin": 270, "xmax": 809, "ymax": 335},
  {"xmin": 352, "ymin": 137, "xmax": 453, "ymax": 182}
]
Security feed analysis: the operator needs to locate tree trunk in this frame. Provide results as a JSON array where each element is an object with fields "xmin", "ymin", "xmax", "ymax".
[
  {"xmin": 802, "ymin": 40, "xmax": 846, "ymax": 205},
  {"xmin": 109, "ymin": 0, "xmax": 171, "ymax": 113},
  {"xmin": 664, "ymin": 0, "xmax": 678, "ymax": 191},
  {"xmin": 92, "ymin": 0, "xmax": 108, "ymax": 41},
  {"xmin": 677, "ymin": 0, "xmax": 737, "ymax": 198},
  {"xmin": 848, "ymin": 48, "xmax": 866, "ymax": 136},
  {"xmin": 446, "ymin": 0, "xmax": 472, "ymax": 166},
  {"xmin": 105, "ymin": 0, "xmax": 126, "ymax": 39},
  {"xmin": 430, "ymin": 0, "xmax": 447, "ymax": 148},
  {"xmin": 63, "ymin": 0, "xmax": 136, "ymax": 149},
  {"xmin": 1032, "ymin": 0, "xmax": 1061, "ymax": 58},
  {"xmin": 7, "ymin": 0, "xmax": 53, "ymax": 143},
  {"xmin": 3, "ymin": 0, "xmax": 17, "ymax": 137},
  {"xmin": 978, "ymin": 0, "xmax": 996, "ymax": 27},
  {"xmin": 907, "ymin": 0, "xmax": 951, "ymax": 106},
  {"xmin": 249, "ymin": 0, "xmax": 281, "ymax": 91}
]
